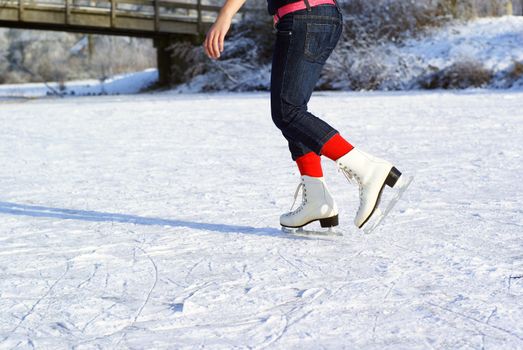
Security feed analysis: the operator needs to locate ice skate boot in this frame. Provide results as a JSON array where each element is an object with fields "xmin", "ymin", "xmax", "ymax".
[
  {"xmin": 280, "ymin": 176, "xmax": 339, "ymax": 232},
  {"xmin": 336, "ymin": 148, "xmax": 406, "ymax": 229}
]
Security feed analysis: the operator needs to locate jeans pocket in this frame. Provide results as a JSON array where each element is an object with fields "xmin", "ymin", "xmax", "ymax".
[{"xmin": 303, "ymin": 22, "xmax": 339, "ymax": 64}]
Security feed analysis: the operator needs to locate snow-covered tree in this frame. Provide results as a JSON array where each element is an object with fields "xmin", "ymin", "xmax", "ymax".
[{"xmin": 0, "ymin": 28, "xmax": 155, "ymax": 85}]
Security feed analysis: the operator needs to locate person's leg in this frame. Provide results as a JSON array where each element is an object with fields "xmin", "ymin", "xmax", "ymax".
[
  {"xmin": 295, "ymin": 152, "xmax": 322, "ymax": 177},
  {"xmin": 271, "ymin": 5, "xmax": 345, "ymax": 229},
  {"xmin": 271, "ymin": 15, "xmax": 317, "ymax": 162},
  {"xmin": 320, "ymin": 133, "xmax": 354, "ymax": 161},
  {"xmin": 271, "ymin": 5, "xmax": 407, "ymax": 230},
  {"xmin": 271, "ymin": 5, "xmax": 352, "ymax": 161}
]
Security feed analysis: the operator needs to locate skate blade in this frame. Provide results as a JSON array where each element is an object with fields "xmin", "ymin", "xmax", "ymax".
[
  {"xmin": 282, "ymin": 226, "xmax": 343, "ymax": 237},
  {"xmin": 363, "ymin": 175, "xmax": 414, "ymax": 235}
]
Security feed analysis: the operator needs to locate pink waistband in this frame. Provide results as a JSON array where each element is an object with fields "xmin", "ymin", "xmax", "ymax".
[{"xmin": 273, "ymin": 0, "xmax": 337, "ymax": 26}]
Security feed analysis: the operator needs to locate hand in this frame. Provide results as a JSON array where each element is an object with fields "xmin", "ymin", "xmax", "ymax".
[{"xmin": 203, "ymin": 16, "xmax": 232, "ymax": 59}]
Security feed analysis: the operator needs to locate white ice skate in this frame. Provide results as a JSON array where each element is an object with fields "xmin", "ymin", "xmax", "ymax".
[
  {"xmin": 280, "ymin": 176, "xmax": 339, "ymax": 234},
  {"xmin": 337, "ymin": 148, "xmax": 411, "ymax": 230}
]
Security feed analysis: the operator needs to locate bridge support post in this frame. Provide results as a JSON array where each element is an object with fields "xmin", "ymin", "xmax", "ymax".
[
  {"xmin": 154, "ymin": 35, "xmax": 172, "ymax": 86},
  {"xmin": 154, "ymin": 34, "xmax": 199, "ymax": 87}
]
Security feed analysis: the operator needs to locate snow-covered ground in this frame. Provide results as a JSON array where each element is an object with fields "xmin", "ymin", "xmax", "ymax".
[
  {"xmin": 388, "ymin": 15, "xmax": 523, "ymax": 89},
  {"xmin": 0, "ymin": 68, "xmax": 158, "ymax": 99},
  {"xmin": 0, "ymin": 90, "xmax": 522, "ymax": 349},
  {"xmin": 328, "ymin": 15, "xmax": 523, "ymax": 90},
  {"xmin": 402, "ymin": 16, "xmax": 523, "ymax": 75}
]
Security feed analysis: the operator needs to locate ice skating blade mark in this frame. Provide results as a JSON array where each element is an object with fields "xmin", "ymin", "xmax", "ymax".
[{"xmin": 363, "ymin": 175, "xmax": 414, "ymax": 235}]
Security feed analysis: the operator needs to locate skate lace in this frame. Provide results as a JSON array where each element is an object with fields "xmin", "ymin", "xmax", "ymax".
[
  {"xmin": 287, "ymin": 179, "xmax": 307, "ymax": 215},
  {"xmin": 339, "ymin": 165, "xmax": 364, "ymax": 213}
]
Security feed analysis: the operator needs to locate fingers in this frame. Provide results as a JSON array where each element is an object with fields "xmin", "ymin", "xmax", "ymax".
[
  {"xmin": 218, "ymin": 33, "xmax": 225, "ymax": 53},
  {"xmin": 203, "ymin": 34, "xmax": 210, "ymax": 58},
  {"xmin": 203, "ymin": 23, "xmax": 227, "ymax": 59},
  {"xmin": 203, "ymin": 29, "xmax": 218, "ymax": 59},
  {"xmin": 204, "ymin": 31, "xmax": 212, "ymax": 58},
  {"xmin": 212, "ymin": 33, "xmax": 221, "ymax": 59}
]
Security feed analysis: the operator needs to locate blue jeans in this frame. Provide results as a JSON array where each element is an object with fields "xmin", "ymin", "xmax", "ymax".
[{"xmin": 270, "ymin": 4, "xmax": 343, "ymax": 161}]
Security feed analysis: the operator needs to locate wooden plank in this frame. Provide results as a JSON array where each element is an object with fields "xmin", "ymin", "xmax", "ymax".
[
  {"xmin": 112, "ymin": 0, "xmax": 228, "ymax": 13},
  {"xmin": 18, "ymin": 0, "xmax": 24, "ymax": 21},
  {"xmin": 0, "ymin": 8, "xmax": 20, "ymax": 21},
  {"xmin": 70, "ymin": 11, "xmax": 111, "ymax": 26},
  {"xmin": 110, "ymin": 0, "xmax": 115, "ymax": 26},
  {"xmin": 65, "ymin": 0, "xmax": 70, "ymax": 24},
  {"xmin": 115, "ymin": 0, "xmax": 154, "ymax": 6},
  {"xmin": 22, "ymin": 8, "xmax": 76, "ymax": 24},
  {"xmin": 109, "ymin": 10, "xmax": 155, "ymax": 19},
  {"xmin": 20, "ymin": 4, "xmax": 109, "ymax": 14},
  {"xmin": 156, "ymin": 18, "xmax": 196, "ymax": 33},
  {"xmin": 115, "ymin": 0, "xmax": 154, "ymax": 5},
  {"xmin": 113, "ymin": 14, "xmax": 155, "ymax": 31},
  {"xmin": 154, "ymin": 0, "xmax": 159, "ymax": 30},
  {"xmin": 71, "ymin": 7, "xmax": 112, "ymax": 14},
  {"xmin": 156, "ymin": 2, "xmax": 222, "ymax": 12}
]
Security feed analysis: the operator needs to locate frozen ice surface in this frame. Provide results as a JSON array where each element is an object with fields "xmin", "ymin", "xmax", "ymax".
[{"xmin": 0, "ymin": 90, "xmax": 522, "ymax": 349}]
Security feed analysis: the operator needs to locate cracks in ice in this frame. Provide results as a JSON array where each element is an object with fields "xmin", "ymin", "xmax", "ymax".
[
  {"xmin": 76, "ymin": 263, "xmax": 101, "ymax": 289},
  {"xmin": 1, "ymin": 260, "xmax": 71, "ymax": 344},
  {"xmin": 162, "ymin": 276, "xmax": 185, "ymax": 288},
  {"xmin": 80, "ymin": 302, "xmax": 118, "ymax": 333},
  {"xmin": 277, "ymin": 249, "xmax": 309, "ymax": 279},
  {"xmin": 256, "ymin": 288, "xmax": 327, "ymax": 349},
  {"xmin": 184, "ymin": 258, "xmax": 205, "ymax": 284},
  {"xmin": 427, "ymin": 302, "xmax": 523, "ymax": 342},
  {"xmin": 256, "ymin": 313, "xmax": 289, "ymax": 350},
  {"xmin": 481, "ymin": 307, "xmax": 498, "ymax": 350},
  {"xmin": 166, "ymin": 281, "xmax": 216, "ymax": 315},
  {"xmin": 114, "ymin": 246, "xmax": 159, "ymax": 348},
  {"xmin": 372, "ymin": 281, "xmax": 396, "ymax": 341},
  {"xmin": 76, "ymin": 246, "xmax": 159, "ymax": 348}
]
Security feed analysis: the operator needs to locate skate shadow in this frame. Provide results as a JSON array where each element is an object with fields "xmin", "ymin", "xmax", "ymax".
[{"xmin": 0, "ymin": 201, "xmax": 311, "ymax": 240}]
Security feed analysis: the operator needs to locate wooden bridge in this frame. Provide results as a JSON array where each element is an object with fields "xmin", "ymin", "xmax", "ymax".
[{"xmin": 0, "ymin": 0, "xmax": 258, "ymax": 85}]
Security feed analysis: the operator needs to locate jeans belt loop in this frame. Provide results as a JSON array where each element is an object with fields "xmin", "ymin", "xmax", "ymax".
[
  {"xmin": 333, "ymin": 0, "xmax": 342, "ymax": 14},
  {"xmin": 303, "ymin": 0, "xmax": 311, "ymax": 11}
]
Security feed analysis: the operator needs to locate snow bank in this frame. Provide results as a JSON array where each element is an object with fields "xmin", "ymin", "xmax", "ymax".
[
  {"xmin": 404, "ymin": 16, "xmax": 523, "ymax": 74},
  {"xmin": 0, "ymin": 68, "xmax": 158, "ymax": 98},
  {"xmin": 379, "ymin": 15, "xmax": 523, "ymax": 89},
  {"xmin": 173, "ymin": 16, "xmax": 523, "ymax": 92}
]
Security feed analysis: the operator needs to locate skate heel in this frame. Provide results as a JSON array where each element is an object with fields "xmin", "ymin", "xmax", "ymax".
[
  {"xmin": 385, "ymin": 167, "xmax": 402, "ymax": 188},
  {"xmin": 320, "ymin": 215, "xmax": 339, "ymax": 228}
]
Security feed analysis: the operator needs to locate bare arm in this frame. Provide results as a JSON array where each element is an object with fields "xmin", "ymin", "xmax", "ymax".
[{"xmin": 203, "ymin": 0, "xmax": 247, "ymax": 59}]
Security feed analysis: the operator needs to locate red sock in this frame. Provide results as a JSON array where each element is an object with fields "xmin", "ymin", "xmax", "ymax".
[
  {"xmin": 321, "ymin": 133, "xmax": 354, "ymax": 161},
  {"xmin": 296, "ymin": 152, "xmax": 323, "ymax": 177}
]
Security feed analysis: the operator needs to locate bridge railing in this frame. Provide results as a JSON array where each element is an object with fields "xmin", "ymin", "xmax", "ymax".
[{"xmin": 0, "ymin": 0, "xmax": 261, "ymax": 35}]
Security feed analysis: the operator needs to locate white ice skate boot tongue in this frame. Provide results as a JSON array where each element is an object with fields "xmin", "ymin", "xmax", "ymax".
[
  {"xmin": 336, "ymin": 149, "xmax": 403, "ymax": 229},
  {"xmin": 280, "ymin": 176, "xmax": 339, "ymax": 230}
]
